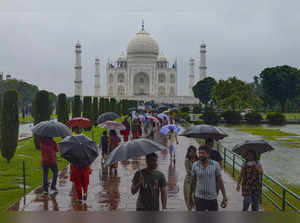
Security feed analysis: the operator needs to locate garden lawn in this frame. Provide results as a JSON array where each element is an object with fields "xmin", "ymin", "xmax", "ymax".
[
  {"xmin": 234, "ymin": 125, "xmax": 300, "ymax": 148},
  {"xmin": 0, "ymin": 125, "xmax": 104, "ymax": 213}
]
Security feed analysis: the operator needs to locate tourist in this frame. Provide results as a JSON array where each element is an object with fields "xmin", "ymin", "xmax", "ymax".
[
  {"xmin": 162, "ymin": 116, "xmax": 169, "ymax": 126},
  {"xmin": 184, "ymin": 145, "xmax": 198, "ymax": 211},
  {"xmin": 205, "ymin": 138, "xmax": 223, "ymax": 167},
  {"xmin": 72, "ymin": 126, "xmax": 82, "ymax": 135},
  {"xmin": 132, "ymin": 119, "xmax": 142, "ymax": 139},
  {"xmin": 70, "ymin": 163, "xmax": 91, "ymax": 202},
  {"xmin": 236, "ymin": 150, "xmax": 263, "ymax": 212},
  {"xmin": 189, "ymin": 145, "xmax": 228, "ymax": 211},
  {"xmin": 100, "ymin": 131, "xmax": 108, "ymax": 164},
  {"xmin": 121, "ymin": 117, "xmax": 130, "ymax": 142},
  {"xmin": 131, "ymin": 153, "xmax": 167, "ymax": 211},
  {"xmin": 167, "ymin": 128, "xmax": 179, "ymax": 162},
  {"xmin": 108, "ymin": 129, "xmax": 120, "ymax": 176},
  {"xmin": 40, "ymin": 136, "xmax": 59, "ymax": 195}
]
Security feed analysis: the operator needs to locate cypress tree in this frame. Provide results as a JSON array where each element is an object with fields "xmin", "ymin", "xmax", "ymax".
[
  {"xmin": 83, "ymin": 96, "xmax": 92, "ymax": 120},
  {"xmin": 57, "ymin": 93, "xmax": 68, "ymax": 124},
  {"xmin": 1, "ymin": 90, "xmax": 19, "ymax": 162},
  {"xmin": 104, "ymin": 98, "xmax": 109, "ymax": 113},
  {"xmin": 99, "ymin": 97, "xmax": 105, "ymax": 114},
  {"xmin": 72, "ymin": 96, "xmax": 81, "ymax": 118},
  {"xmin": 92, "ymin": 97, "xmax": 99, "ymax": 125},
  {"xmin": 110, "ymin": 98, "xmax": 117, "ymax": 112},
  {"xmin": 32, "ymin": 90, "xmax": 51, "ymax": 149}
]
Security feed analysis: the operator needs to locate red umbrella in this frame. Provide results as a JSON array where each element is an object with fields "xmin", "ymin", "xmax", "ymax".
[
  {"xmin": 66, "ymin": 117, "xmax": 92, "ymax": 128},
  {"xmin": 146, "ymin": 116, "xmax": 160, "ymax": 124}
]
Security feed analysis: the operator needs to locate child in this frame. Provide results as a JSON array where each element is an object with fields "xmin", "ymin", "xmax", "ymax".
[{"xmin": 71, "ymin": 164, "xmax": 91, "ymax": 201}]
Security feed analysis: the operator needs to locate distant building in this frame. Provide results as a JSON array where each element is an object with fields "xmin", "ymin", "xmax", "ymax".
[
  {"xmin": 6, "ymin": 74, "xmax": 12, "ymax": 80},
  {"xmin": 0, "ymin": 72, "xmax": 3, "ymax": 80}
]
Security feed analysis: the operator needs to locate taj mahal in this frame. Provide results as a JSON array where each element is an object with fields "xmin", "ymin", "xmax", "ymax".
[{"xmin": 74, "ymin": 23, "xmax": 207, "ymax": 104}]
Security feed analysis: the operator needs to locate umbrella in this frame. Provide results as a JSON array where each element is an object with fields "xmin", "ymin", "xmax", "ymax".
[
  {"xmin": 99, "ymin": 121, "xmax": 125, "ymax": 130},
  {"xmin": 146, "ymin": 116, "xmax": 160, "ymax": 124},
  {"xmin": 232, "ymin": 140, "xmax": 274, "ymax": 156},
  {"xmin": 138, "ymin": 114, "xmax": 145, "ymax": 121},
  {"xmin": 32, "ymin": 120, "xmax": 71, "ymax": 138},
  {"xmin": 104, "ymin": 138, "xmax": 167, "ymax": 165},
  {"xmin": 59, "ymin": 134, "xmax": 98, "ymax": 167},
  {"xmin": 66, "ymin": 117, "xmax": 92, "ymax": 128},
  {"xmin": 179, "ymin": 124, "xmax": 227, "ymax": 140},
  {"xmin": 96, "ymin": 112, "xmax": 120, "ymax": 124},
  {"xmin": 157, "ymin": 113, "xmax": 169, "ymax": 120},
  {"xmin": 160, "ymin": 124, "xmax": 180, "ymax": 135}
]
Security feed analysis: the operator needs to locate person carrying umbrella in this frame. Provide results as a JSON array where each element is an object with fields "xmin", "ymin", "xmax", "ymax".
[
  {"xmin": 40, "ymin": 136, "xmax": 59, "ymax": 195},
  {"xmin": 131, "ymin": 153, "xmax": 167, "ymax": 211},
  {"xmin": 99, "ymin": 130, "xmax": 109, "ymax": 164},
  {"xmin": 108, "ymin": 129, "xmax": 121, "ymax": 176},
  {"xmin": 132, "ymin": 119, "xmax": 142, "ymax": 139},
  {"xmin": 120, "ymin": 117, "xmax": 131, "ymax": 142},
  {"xmin": 236, "ymin": 150, "xmax": 263, "ymax": 211}
]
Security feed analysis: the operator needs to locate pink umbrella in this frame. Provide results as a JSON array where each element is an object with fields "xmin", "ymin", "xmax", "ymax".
[
  {"xmin": 146, "ymin": 116, "xmax": 160, "ymax": 124},
  {"xmin": 98, "ymin": 121, "xmax": 126, "ymax": 130}
]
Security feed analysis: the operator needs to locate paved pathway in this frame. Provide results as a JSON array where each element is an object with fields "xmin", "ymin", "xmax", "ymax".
[{"xmin": 9, "ymin": 129, "xmax": 243, "ymax": 211}]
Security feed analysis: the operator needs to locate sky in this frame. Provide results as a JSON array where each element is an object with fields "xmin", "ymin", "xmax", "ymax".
[{"xmin": 1, "ymin": 0, "xmax": 300, "ymax": 96}]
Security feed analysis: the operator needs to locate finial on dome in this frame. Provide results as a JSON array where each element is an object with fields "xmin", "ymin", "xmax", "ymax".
[{"xmin": 142, "ymin": 19, "xmax": 145, "ymax": 31}]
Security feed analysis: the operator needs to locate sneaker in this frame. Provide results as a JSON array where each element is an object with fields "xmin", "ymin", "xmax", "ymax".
[
  {"xmin": 83, "ymin": 193, "xmax": 87, "ymax": 201},
  {"xmin": 50, "ymin": 188, "xmax": 58, "ymax": 193}
]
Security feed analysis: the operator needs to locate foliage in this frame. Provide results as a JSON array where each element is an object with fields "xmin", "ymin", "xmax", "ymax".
[
  {"xmin": 0, "ymin": 90, "xmax": 19, "ymax": 162},
  {"xmin": 109, "ymin": 98, "xmax": 117, "ymax": 112},
  {"xmin": 212, "ymin": 77, "xmax": 257, "ymax": 112},
  {"xmin": 92, "ymin": 97, "xmax": 99, "ymax": 126},
  {"xmin": 192, "ymin": 77, "xmax": 217, "ymax": 106},
  {"xmin": 244, "ymin": 111, "xmax": 263, "ymax": 125},
  {"xmin": 259, "ymin": 65, "xmax": 300, "ymax": 112},
  {"xmin": 56, "ymin": 93, "xmax": 69, "ymax": 124},
  {"xmin": 201, "ymin": 107, "xmax": 220, "ymax": 125},
  {"xmin": 221, "ymin": 110, "xmax": 242, "ymax": 125},
  {"xmin": 180, "ymin": 106, "xmax": 190, "ymax": 113},
  {"xmin": 177, "ymin": 112, "xmax": 190, "ymax": 122},
  {"xmin": 83, "ymin": 96, "xmax": 92, "ymax": 120},
  {"xmin": 192, "ymin": 104, "xmax": 202, "ymax": 114},
  {"xmin": 72, "ymin": 96, "xmax": 81, "ymax": 118},
  {"xmin": 190, "ymin": 120, "xmax": 204, "ymax": 125},
  {"xmin": 99, "ymin": 97, "xmax": 105, "ymax": 114},
  {"xmin": 266, "ymin": 112, "xmax": 286, "ymax": 125}
]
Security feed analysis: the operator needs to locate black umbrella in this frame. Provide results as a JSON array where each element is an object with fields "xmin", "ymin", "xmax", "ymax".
[
  {"xmin": 59, "ymin": 134, "xmax": 98, "ymax": 167},
  {"xmin": 179, "ymin": 124, "xmax": 228, "ymax": 140},
  {"xmin": 233, "ymin": 140, "xmax": 274, "ymax": 156},
  {"xmin": 105, "ymin": 138, "xmax": 167, "ymax": 165},
  {"xmin": 96, "ymin": 112, "xmax": 120, "ymax": 124},
  {"xmin": 31, "ymin": 120, "xmax": 71, "ymax": 138}
]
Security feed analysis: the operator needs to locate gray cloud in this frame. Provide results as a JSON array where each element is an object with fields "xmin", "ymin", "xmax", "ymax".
[{"xmin": 1, "ymin": 0, "xmax": 300, "ymax": 96}]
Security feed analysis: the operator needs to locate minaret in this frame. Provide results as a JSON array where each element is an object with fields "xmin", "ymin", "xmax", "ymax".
[
  {"xmin": 188, "ymin": 57, "xmax": 195, "ymax": 96},
  {"xmin": 199, "ymin": 41, "xmax": 207, "ymax": 80},
  {"xmin": 74, "ymin": 41, "xmax": 82, "ymax": 97},
  {"xmin": 94, "ymin": 57, "xmax": 100, "ymax": 97}
]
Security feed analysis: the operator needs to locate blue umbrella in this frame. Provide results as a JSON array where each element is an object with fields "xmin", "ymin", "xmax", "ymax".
[
  {"xmin": 160, "ymin": 124, "xmax": 180, "ymax": 135},
  {"xmin": 157, "ymin": 113, "xmax": 169, "ymax": 120}
]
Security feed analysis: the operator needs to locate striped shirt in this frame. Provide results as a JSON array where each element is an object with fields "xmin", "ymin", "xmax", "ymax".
[{"xmin": 191, "ymin": 160, "xmax": 221, "ymax": 200}]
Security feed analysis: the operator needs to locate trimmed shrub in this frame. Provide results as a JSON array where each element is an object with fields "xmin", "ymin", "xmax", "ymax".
[
  {"xmin": 266, "ymin": 112, "xmax": 286, "ymax": 125},
  {"xmin": 92, "ymin": 97, "xmax": 99, "ymax": 125},
  {"xmin": 201, "ymin": 108, "xmax": 220, "ymax": 125},
  {"xmin": 222, "ymin": 111, "xmax": 242, "ymax": 125},
  {"xmin": 32, "ymin": 90, "xmax": 52, "ymax": 149},
  {"xmin": 99, "ymin": 97, "xmax": 105, "ymax": 114},
  {"xmin": 72, "ymin": 96, "xmax": 81, "ymax": 118},
  {"xmin": 83, "ymin": 96, "xmax": 92, "ymax": 120},
  {"xmin": 57, "ymin": 93, "xmax": 69, "ymax": 124},
  {"xmin": 1, "ymin": 90, "xmax": 19, "ymax": 162},
  {"xmin": 245, "ymin": 112, "xmax": 263, "ymax": 125}
]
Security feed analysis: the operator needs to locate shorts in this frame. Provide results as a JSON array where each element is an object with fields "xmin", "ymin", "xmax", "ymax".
[
  {"xmin": 195, "ymin": 198, "xmax": 218, "ymax": 211},
  {"xmin": 169, "ymin": 145, "xmax": 176, "ymax": 155}
]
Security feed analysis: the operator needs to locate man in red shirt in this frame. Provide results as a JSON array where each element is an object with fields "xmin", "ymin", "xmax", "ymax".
[{"xmin": 40, "ymin": 137, "xmax": 59, "ymax": 195}]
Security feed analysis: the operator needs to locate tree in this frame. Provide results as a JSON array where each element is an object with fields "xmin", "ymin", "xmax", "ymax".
[
  {"xmin": 212, "ymin": 77, "xmax": 256, "ymax": 111},
  {"xmin": 0, "ymin": 90, "xmax": 19, "ymax": 162},
  {"xmin": 57, "ymin": 93, "xmax": 69, "ymax": 124},
  {"xmin": 259, "ymin": 65, "xmax": 300, "ymax": 112},
  {"xmin": 32, "ymin": 90, "xmax": 52, "ymax": 149},
  {"xmin": 99, "ymin": 97, "xmax": 105, "ymax": 114},
  {"xmin": 193, "ymin": 77, "xmax": 217, "ymax": 107},
  {"xmin": 83, "ymin": 96, "xmax": 92, "ymax": 120},
  {"xmin": 92, "ymin": 97, "xmax": 99, "ymax": 125},
  {"xmin": 109, "ymin": 98, "xmax": 117, "ymax": 112},
  {"xmin": 72, "ymin": 96, "xmax": 81, "ymax": 118}
]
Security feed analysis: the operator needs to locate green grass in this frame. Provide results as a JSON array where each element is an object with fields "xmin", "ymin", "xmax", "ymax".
[
  {"xmin": 19, "ymin": 114, "xmax": 58, "ymax": 124},
  {"xmin": 234, "ymin": 125, "xmax": 300, "ymax": 148},
  {"xmin": 0, "ymin": 125, "xmax": 105, "ymax": 213}
]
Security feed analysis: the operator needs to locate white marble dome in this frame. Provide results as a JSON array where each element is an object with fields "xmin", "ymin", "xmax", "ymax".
[{"xmin": 127, "ymin": 30, "xmax": 159, "ymax": 58}]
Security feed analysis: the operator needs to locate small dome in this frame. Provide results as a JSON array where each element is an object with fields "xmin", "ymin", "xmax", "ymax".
[
  {"xmin": 118, "ymin": 52, "xmax": 127, "ymax": 61},
  {"xmin": 75, "ymin": 41, "xmax": 81, "ymax": 48},
  {"xmin": 201, "ymin": 41, "xmax": 206, "ymax": 47},
  {"xmin": 127, "ymin": 30, "xmax": 159, "ymax": 58}
]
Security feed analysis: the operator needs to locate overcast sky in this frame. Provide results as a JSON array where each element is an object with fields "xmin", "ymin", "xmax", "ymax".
[{"xmin": 1, "ymin": 0, "xmax": 300, "ymax": 96}]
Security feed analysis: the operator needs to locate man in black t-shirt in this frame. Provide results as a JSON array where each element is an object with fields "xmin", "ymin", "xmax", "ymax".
[{"xmin": 205, "ymin": 138, "xmax": 223, "ymax": 168}]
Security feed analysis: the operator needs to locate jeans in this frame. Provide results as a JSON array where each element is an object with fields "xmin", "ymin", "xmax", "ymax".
[
  {"xmin": 42, "ymin": 164, "xmax": 58, "ymax": 192},
  {"xmin": 195, "ymin": 198, "xmax": 218, "ymax": 211},
  {"xmin": 243, "ymin": 195, "xmax": 259, "ymax": 211}
]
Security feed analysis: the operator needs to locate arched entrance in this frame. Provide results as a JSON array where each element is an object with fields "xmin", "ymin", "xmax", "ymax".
[{"xmin": 133, "ymin": 72, "xmax": 150, "ymax": 96}]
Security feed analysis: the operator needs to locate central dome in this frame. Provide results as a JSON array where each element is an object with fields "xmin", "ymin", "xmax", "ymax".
[{"xmin": 127, "ymin": 30, "xmax": 159, "ymax": 58}]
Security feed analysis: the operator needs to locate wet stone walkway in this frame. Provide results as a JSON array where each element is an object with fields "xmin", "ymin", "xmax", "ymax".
[{"xmin": 10, "ymin": 131, "xmax": 243, "ymax": 211}]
